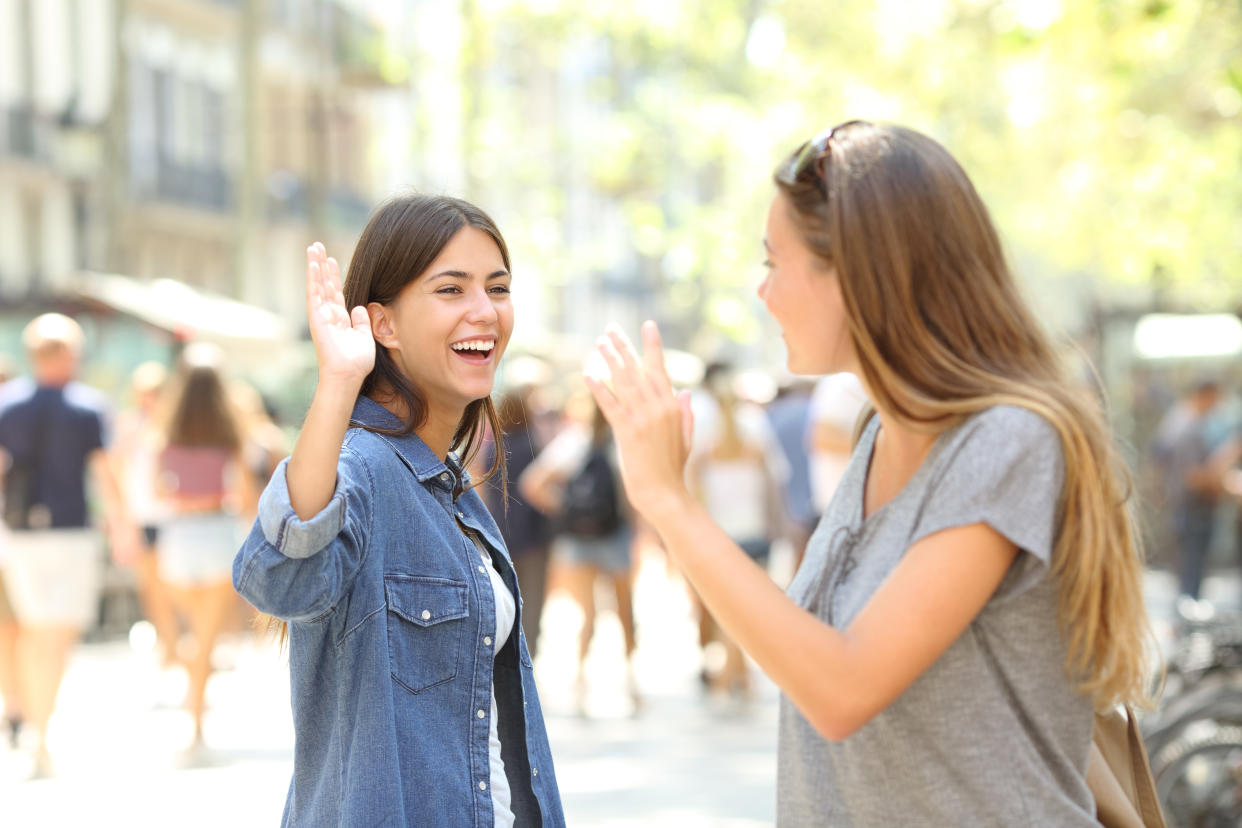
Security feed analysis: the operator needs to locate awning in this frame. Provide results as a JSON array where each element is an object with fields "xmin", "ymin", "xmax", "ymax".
[{"xmin": 72, "ymin": 270, "xmax": 293, "ymax": 345}]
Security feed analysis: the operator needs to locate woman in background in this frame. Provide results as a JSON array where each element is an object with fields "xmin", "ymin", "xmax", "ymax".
[{"xmin": 158, "ymin": 344, "xmax": 253, "ymax": 751}]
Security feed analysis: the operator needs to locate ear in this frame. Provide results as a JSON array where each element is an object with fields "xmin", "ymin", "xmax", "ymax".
[{"xmin": 367, "ymin": 302, "xmax": 399, "ymax": 350}]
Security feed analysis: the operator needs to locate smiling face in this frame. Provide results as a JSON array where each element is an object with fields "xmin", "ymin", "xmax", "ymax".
[
  {"xmin": 367, "ymin": 225, "xmax": 513, "ymax": 435},
  {"xmin": 758, "ymin": 193, "xmax": 856, "ymax": 376}
]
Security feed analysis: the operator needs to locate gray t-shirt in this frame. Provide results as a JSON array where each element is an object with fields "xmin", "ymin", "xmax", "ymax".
[{"xmin": 779, "ymin": 405, "xmax": 1096, "ymax": 827}]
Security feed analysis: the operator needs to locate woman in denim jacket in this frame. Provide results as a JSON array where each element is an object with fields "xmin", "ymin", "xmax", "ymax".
[{"xmin": 234, "ymin": 194, "xmax": 565, "ymax": 827}]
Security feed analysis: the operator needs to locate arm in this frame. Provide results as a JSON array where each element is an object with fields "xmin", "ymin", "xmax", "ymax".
[
  {"xmin": 586, "ymin": 323, "xmax": 1017, "ymax": 740},
  {"xmin": 231, "ymin": 242, "xmax": 376, "ymax": 621},
  {"xmin": 88, "ymin": 448, "xmax": 141, "ymax": 565},
  {"xmin": 287, "ymin": 242, "xmax": 375, "ymax": 520}
]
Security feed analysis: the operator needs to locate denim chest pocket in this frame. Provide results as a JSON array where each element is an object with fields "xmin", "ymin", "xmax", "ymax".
[{"xmin": 384, "ymin": 575, "xmax": 469, "ymax": 695}]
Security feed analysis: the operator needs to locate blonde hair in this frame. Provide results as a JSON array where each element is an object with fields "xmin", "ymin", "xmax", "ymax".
[
  {"xmin": 776, "ymin": 121, "xmax": 1155, "ymax": 709},
  {"xmin": 22, "ymin": 312, "xmax": 85, "ymax": 356}
]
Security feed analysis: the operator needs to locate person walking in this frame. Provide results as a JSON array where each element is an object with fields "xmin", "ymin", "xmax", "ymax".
[
  {"xmin": 157, "ymin": 344, "xmax": 254, "ymax": 752},
  {"xmin": 233, "ymin": 195, "xmax": 564, "ymax": 826},
  {"xmin": 520, "ymin": 393, "xmax": 639, "ymax": 715},
  {"xmin": 585, "ymin": 121, "xmax": 1155, "ymax": 825},
  {"xmin": 0, "ymin": 313, "xmax": 138, "ymax": 777},
  {"xmin": 113, "ymin": 361, "xmax": 179, "ymax": 666},
  {"xmin": 481, "ymin": 384, "xmax": 554, "ymax": 660}
]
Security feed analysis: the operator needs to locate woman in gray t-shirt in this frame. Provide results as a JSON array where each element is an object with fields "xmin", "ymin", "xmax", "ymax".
[{"xmin": 584, "ymin": 121, "xmax": 1156, "ymax": 826}]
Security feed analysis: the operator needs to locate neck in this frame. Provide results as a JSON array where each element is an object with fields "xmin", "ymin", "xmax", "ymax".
[
  {"xmin": 368, "ymin": 386, "xmax": 464, "ymax": 461},
  {"xmin": 873, "ymin": 411, "xmax": 939, "ymax": 470}
]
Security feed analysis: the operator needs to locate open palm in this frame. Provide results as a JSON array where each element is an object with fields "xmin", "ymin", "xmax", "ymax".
[{"xmin": 305, "ymin": 242, "xmax": 374, "ymax": 383}]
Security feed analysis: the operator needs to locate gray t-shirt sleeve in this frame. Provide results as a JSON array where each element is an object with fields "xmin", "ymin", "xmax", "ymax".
[{"xmin": 911, "ymin": 405, "xmax": 1066, "ymax": 602}]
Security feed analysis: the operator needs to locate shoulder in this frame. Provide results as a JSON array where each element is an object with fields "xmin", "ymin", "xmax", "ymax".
[
  {"xmin": 0, "ymin": 377, "xmax": 35, "ymax": 414},
  {"xmin": 957, "ymin": 405, "xmax": 1059, "ymax": 448},
  {"xmin": 62, "ymin": 382, "xmax": 111, "ymax": 418},
  {"xmin": 936, "ymin": 405, "xmax": 1064, "ymax": 482}
]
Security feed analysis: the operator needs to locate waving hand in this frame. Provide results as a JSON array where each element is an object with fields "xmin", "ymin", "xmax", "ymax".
[{"xmin": 305, "ymin": 242, "xmax": 374, "ymax": 385}]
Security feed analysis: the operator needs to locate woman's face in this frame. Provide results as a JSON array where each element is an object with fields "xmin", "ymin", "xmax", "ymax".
[
  {"xmin": 758, "ymin": 193, "xmax": 856, "ymax": 376},
  {"xmin": 369, "ymin": 225, "xmax": 513, "ymax": 423}
]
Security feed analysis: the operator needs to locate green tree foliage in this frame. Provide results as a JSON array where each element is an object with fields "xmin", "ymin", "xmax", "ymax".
[{"xmin": 455, "ymin": 0, "xmax": 1242, "ymax": 348}]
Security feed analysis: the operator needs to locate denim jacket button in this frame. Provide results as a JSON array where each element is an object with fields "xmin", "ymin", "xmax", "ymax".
[
  {"xmin": 439, "ymin": 472, "xmax": 449, "ymax": 482},
  {"xmin": 476, "ymin": 709, "xmax": 486, "ymax": 719},
  {"xmin": 532, "ymin": 768, "xmax": 538, "ymax": 777},
  {"xmin": 421, "ymin": 610, "xmax": 431, "ymax": 620},
  {"xmin": 479, "ymin": 781, "xmax": 487, "ymax": 791},
  {"xmin": 477, "ymin": 565, "xmax": 487, "ymax": 574},
  {"xmin": 483, "ymin": 636, "xmax": 492, "ymax": 647}
]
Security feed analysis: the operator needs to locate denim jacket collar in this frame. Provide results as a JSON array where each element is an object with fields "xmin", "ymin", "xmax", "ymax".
[{"xmin": 349, "ymin": 396, "xmax": 470, "ymax": 488}]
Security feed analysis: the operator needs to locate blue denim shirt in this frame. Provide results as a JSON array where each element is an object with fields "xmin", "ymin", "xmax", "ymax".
[{"xmin": 234, "ymin": 397, "xmax": 565, "ymax": 827}]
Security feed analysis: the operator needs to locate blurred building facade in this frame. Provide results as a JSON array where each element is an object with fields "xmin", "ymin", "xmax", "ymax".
[{"xmin": 0, "ymin": 0, "xmax": 402, "ymax": 384}]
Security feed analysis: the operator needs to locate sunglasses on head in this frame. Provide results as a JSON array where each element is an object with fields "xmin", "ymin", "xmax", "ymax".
[{"xmin": 778, "ymin": 119, "xmax": 868, "ymax": 185}]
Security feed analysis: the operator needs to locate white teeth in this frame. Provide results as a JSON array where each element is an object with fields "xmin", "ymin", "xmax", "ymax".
[{"xmin": 452, "ymin": 340, "xmax": 493, "ymax": 352}]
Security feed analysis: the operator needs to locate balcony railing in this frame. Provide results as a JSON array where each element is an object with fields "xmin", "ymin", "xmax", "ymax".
[{"xmin": 131, "ymin": 153, "xmax": 233, "ymax": 211}]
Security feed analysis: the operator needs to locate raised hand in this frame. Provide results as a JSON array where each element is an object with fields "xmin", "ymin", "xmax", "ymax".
[
  {"xmin": 305, "ymin": 242, "xmax": 374, "ymax": 386},
  {"xmin": 584, "ymin": 321, "xmax": 695, "ymax": 524}
]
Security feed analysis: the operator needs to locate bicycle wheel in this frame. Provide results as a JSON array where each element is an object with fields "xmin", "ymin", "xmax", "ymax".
[{"xmin": 1153, "ymin": 724, "xmax": 1242, "ymax": 828}]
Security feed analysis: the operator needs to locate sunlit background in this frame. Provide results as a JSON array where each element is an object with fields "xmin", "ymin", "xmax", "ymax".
[{"xmin": 2, "ymin": 0, "xmax": 1242, "ymax": 824}]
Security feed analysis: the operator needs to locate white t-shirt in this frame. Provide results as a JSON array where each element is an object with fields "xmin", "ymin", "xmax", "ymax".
[
  {"xmin": 465, "ymin": 532, "xmax": 516, "ymax": 828},
  {"xmin": 808, "ymin": 373, "xmax": 868, "ymax": 513}
]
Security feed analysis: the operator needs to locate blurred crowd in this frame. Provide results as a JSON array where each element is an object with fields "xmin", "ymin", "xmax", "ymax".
[{"xmin": 2, "ymin": 307, "xmax": 1240, "ymax": 784}]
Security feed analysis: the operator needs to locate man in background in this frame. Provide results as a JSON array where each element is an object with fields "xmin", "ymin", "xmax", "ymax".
[{"xmin": 0, "ymin": 313, "xmax": 137, "ymax": 777}]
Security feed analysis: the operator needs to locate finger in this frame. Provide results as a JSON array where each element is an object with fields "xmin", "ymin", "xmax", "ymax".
[
  {"xmin": 350, "ymin": 305, "xmax": 372, "ymax": 335},
  {"xmin": 306, "ymin": 260, "xmax": 322, "ymax": 309},
  {"xmin": 596, "ymin": 337, "xmax": 636, "ymax": 396},
  {"xmin": 605, "ymin": 324, "xmax": 643, "ymax": 377},
  {"xmin": 677, "ymin": 389, "xmax": 694, "ymax": 447},
  {"xmin": 327, "ymin": 256, "xmax": 343, "ymax": 295},
  {"xmin": 584, "ymin": 373, "xmax": 623, "ymax": 425},
  {"xmin": 641, "ymin": 320, "xmax": 674, "ymax": 397}
]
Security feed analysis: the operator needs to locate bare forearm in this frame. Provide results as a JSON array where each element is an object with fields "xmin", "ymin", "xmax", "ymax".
[
  {"xmin": 288, "ymin": 378, "xmax": 362, "ymax": 520},
  {"xmin": 647, "ymin": 496, "xmax": 853, "ymax": 722}
]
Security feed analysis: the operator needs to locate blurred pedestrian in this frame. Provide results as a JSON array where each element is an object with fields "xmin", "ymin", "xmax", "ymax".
[
  {"xmin": 520, "ymin": 392, "xmax": 639, "ymax": 714},
  {"xmin": 0, "ymin": 313, "xmax": 138, "ymax": 777},
  {"xmin": 807, "ymin": 371, "xmax": 867, "ymax": 518},
  {"xmin": 586, "ymin": 120, "xmax": 1155, "ymax": 824},
  {"xmin": 112, "ymin": 361, "xmax": 179, "ymax": 666},
  {"xmin": 765, "ymin": 378, "xmax": 817, "ymax": 569},
  {"xmin": 688, "ymin": 363, "xmax": 786, "ymax": 700},
  {"xmin": 229, "ymin": 380, "xmax": 289, "ymax": 514},
  {"xmin": 1150, "ymin": 378, "xmax": 1223, "ymax": 601},
  {"xmin": 0, "ymin": 354, "xmax": 20, "ymax": 748},
  {"xmin": 157, "ymin": 344, "xmax": 254, "ymax": 752},
  {"xmin": 233, "ymin": 195, "xmax": 565, "ymax": 826},
  {"xmin": 482, "ymin": 384, "xmax": 554, "ymax": 659}
]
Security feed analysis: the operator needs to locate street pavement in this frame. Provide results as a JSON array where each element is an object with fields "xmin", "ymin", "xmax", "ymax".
[
  {"xmin": 1, "ymin": 544, "xmax": 1237, "ymax": 827},
  {"xmin": 0, "ymin": 544, "xmax": 782, "ymax": 827}
]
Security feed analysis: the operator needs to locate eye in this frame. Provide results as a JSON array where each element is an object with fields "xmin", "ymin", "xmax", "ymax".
[
  {"xmin": 436, "ymin": 285, "xmax": 462, "ymax": 295},
  {"xmin": 762, "ymin": 259, "xmax": 774, "ymax": 269},
  {"xmin": 489, "ymin": 284, "xmax": 511, "ymax": 295}
]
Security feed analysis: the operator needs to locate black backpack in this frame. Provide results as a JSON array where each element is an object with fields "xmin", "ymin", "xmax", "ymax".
[{"xmin": 560, "ymin": 445, "xmax": 621, "ymax": 539}]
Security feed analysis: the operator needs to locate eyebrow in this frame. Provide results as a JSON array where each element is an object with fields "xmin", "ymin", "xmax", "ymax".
[{"xmin": 428, "ymin": 269, "xmax": 511, "ymax": 281}]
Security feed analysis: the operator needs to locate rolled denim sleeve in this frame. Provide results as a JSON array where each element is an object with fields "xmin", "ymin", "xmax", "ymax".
[
  {"xmin": 257, "ymin": 458, "xmax": 347, "ymax": 558},
  {"xmin": 234, "ymin": 448, "xmax": 373, "ymax": 622}
]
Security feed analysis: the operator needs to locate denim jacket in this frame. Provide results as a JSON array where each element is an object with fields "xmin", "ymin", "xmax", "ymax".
[{"xmin": 233, "ymin": 397, "xmax": 565, "ymax": 827}]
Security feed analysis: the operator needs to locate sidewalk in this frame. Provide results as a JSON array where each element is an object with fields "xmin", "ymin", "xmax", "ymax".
[{"xmin": 2, "ymin": 551, "xmax": 1236, "ymax": 827}]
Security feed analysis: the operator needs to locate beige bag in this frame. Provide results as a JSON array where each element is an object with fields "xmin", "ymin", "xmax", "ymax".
[{"xmin": 1086, "ymin": 706, "xmax": 1166, "ymax": 828}]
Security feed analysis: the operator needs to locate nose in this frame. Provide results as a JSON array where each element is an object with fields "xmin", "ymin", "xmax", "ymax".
[
  {"xmin": 465, "ymin": 285, "xmax": 499, "ymax": 324},
  {"xmin": 756, "ymin": 272, "xmax": 770, "ymax": 301}
]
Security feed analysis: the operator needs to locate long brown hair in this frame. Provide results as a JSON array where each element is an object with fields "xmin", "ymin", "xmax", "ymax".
[
  {"xmin": 342, "ymin": 193, "xmax": 507, "ymax": 491},
  {"xmin": 166, "ymin": 360, "xmax": 242, "ymax": 452},
  {"xmin": 776, "ymin": 121, "xmax": 1155, "ymax": 709}
]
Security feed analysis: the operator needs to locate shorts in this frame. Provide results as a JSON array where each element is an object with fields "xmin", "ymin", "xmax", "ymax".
[
  {"xmin": 558, "ymin": 529, "xmax": 632, "ymax": 575},
  {"xmin": 142, "ymin": 525, "xmax": 160, "ymax": 549},
  {"xmin": 0, "ymin": 529, "xmax": 103, "ymax": 629},
  {"xmin": 158, "ymin": 513, "xmax": 241, "ymax": 587},
  {"xmin": 0, "ymin": 571, "xmax": 14, "ymax": 624},
  {"xmin": 737, "ymin": 538, "xmax": 771, "ymax": 566}
]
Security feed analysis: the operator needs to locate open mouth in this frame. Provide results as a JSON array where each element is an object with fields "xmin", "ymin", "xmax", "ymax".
[{"xmin": 450, "ymin": 339, "xmax": 495, "ymax": 363}]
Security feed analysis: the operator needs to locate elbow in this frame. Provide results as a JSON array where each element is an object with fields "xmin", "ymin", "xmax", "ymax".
[
  {"xmin": 801, "ymin": 693, "xmax": 873, "ymax": 743},
  {"xmin": 807, "ymin": 711, "xmax": 864, "ymax": 743}
]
